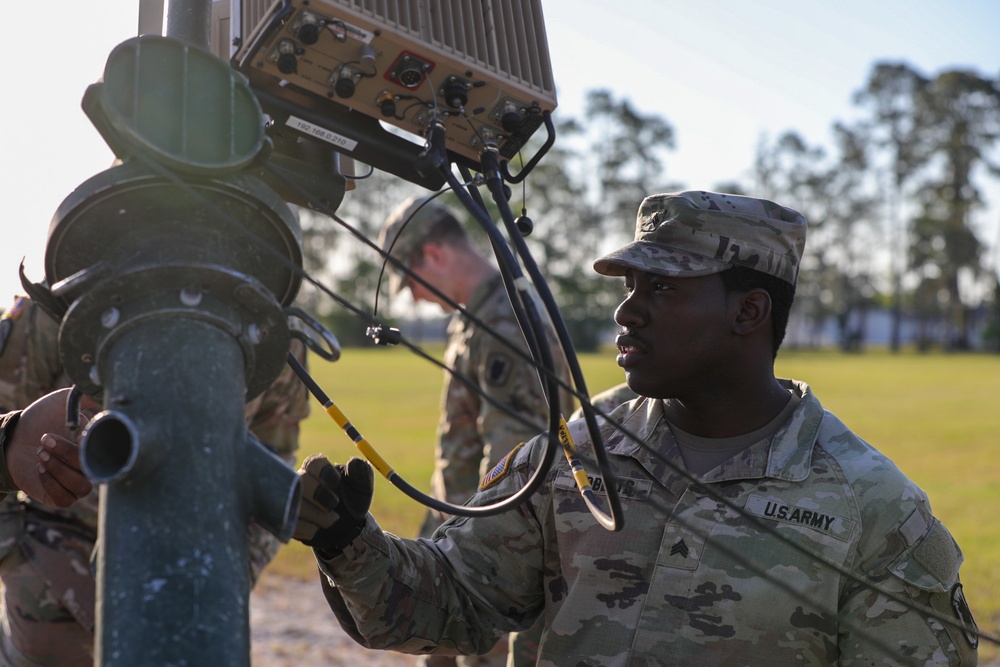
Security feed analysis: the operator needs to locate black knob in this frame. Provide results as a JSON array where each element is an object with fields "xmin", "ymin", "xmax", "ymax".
[
  {"xmin": 379, "ymin": 97, "xmax": 397, "ymax": 117},
  {"xmin": 501, "ymin": 111, "xmax": 523, "ymax": 133},
  {"xmin": 298, "ymin": 23, "xmax": 320, "ymax": 45},
  {"xmin": 277, "ymin": 53, "xmax": 297, "ymax": 74},
  {"xmin": 334, "ymin": 75, "xmax": 356, "ymax": 98},
  {"xmin": 443, "ymin": 81, "xmax": 468, "ymax": 109}
]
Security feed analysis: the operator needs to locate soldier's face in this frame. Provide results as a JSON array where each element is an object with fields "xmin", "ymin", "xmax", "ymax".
[{"xmin": 613, "ymin": 269, "xmax": 735, "ymax": 401}]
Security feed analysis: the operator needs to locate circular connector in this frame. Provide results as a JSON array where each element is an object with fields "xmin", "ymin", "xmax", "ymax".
[
  {"xmin": 334, "ymin": 73, "xmax": 356, "ymax": 98},
  {"xmin": 277, "ymin": 52, "xmax": 297, "ymax": 74},
  {"xmin": 276, "ymin": 39, "xmax": 299, "ymax": 74},
  {"xmin": 443, "ymin": 79, "xmax": 468, "ymax": 108},
  {"xmin": 377, "ymin": 93, "xmax": 397, "ymax": 117},
  {"xmin": 298, "ymin": 22, "xmax": 321, "ymax": 45},
  {"xmin": 397, "ymin": 65, "xmax": 424, "ymax": 88},
  {"xmin": 501, "ymin": 110, "xmax": 523, "ymax": 133},
  {"xmin": 366, "ymin": 325, "xmax": 401, "ymax": 346}
]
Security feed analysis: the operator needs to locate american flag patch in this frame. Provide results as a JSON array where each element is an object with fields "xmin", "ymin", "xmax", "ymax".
[
  {"xmin": 3, "ymin": 296, "xmax": 27, "ymax": 321},
  {"xmin": 479, "ymin": 443, "xmax": 524, "ymax": 491}
]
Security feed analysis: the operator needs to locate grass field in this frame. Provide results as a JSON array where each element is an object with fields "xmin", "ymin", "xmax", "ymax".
[{"xmin": 269, "ymin": 344, "xmax": 1000, "ymax": 660}]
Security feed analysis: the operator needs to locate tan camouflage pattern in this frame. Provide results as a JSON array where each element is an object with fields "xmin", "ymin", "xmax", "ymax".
[
  {"xmin": 0, "ymin": 296, "xmax": 309, "ymax": 666},
  {"xmin": 0, "ymin": 502, "xmax": 94, "ymax": 667},
  {"xmin": 419, "ymin": 274, "xmax": 575, "ymax": 538},
  {"xmin": 315, "ymin": 380, "xmax": 977, "ymax": 666},
  {"xmin": 594, "ymin": 190, "xmax": 808, "ymax": 286},
  {"xmin": 0, "ymin": 297, "xmax": 68, "ymax": 421}
]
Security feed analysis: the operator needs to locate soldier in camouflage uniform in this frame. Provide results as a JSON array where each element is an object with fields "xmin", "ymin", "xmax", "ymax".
[
  {"xmin": 0, "ymin": 295, "xmax": 310, "ymax": 667},
  {"xmin": 295, "ymin": 190, "xmax": 978, "ymax": 666},
  {"xmin": 378, "ymin": 196, "xmax": 575, "ymax": 667}
]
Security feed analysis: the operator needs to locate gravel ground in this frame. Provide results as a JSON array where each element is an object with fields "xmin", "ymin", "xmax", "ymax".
[{"xmin": 250, "ymin": 572, "xmax": 412, "ymax": 666}]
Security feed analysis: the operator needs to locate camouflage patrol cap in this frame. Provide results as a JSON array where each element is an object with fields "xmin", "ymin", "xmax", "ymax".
[
  {"xmin": 378, "ymin": 195, "xmax": 455, "ymax": 295},
  {"xmin": 593, "ymin": 190, "xmax": 808, "ymax": 285}
]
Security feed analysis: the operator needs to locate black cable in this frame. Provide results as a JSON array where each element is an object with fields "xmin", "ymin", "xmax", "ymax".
[
  {"xmin": 286, "ymin": 351, "xmax": 559, "ymax": 517},
  {"xmin": 472, "ymin": 151, "xmax": 623, "ymax": 531},
  {"xmin": 426, "ymin": 122, "xmax": 620, "ymax": 533}
]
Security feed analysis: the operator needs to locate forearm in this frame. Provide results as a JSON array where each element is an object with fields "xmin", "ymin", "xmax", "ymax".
[{"xmin": 316, "ymin": 518, "xmax": 516, "ymax": 655}]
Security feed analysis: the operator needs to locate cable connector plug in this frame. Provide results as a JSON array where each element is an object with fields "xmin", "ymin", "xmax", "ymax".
[{"xmin": 366, "ymin": 325, "xmax": 401, "ymax": 346}]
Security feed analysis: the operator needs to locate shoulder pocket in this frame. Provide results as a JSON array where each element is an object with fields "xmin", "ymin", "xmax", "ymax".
[{"xmin": 888, "ymin": 514, "xmax": 961, "ymax": 593}]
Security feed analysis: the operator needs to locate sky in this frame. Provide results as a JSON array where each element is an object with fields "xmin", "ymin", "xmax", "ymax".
[{"xmin": 1, "ymin": 0, "xmax": 998, "ymax": 305}]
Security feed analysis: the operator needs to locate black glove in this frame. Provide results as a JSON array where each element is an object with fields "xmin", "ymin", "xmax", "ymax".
[{"xmin": 294, "ymin": 454, "xmax": 374, "ymax": 556}]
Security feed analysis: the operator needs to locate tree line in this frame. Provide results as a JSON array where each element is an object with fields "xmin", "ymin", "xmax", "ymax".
[{"xmin": 296, "ymin": 61, "xmax": 1000, "ymax": 353}]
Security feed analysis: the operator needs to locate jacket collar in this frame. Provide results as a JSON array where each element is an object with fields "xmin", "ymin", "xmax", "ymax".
[{"xmin": 600, "ymin": 380, "xmax": 825, "ymax": 486}]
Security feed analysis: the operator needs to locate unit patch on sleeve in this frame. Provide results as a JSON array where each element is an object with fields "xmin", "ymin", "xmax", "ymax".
[
  {"xmin": 485, "ymin": 352, "xmax": 513, "ymax": 387},
  {"xmin": 951, "ymin": 583, "xmax": 979, "ymax": 648}
]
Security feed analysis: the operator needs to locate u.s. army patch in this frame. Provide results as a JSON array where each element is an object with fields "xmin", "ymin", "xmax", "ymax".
[
  {"xmin": 480, "ymin": 443, "xmax": 524, "ymax": 491},
  {"xmin": 2, "ymin": 297, "xmax": 27, "ymax": 322},
  {"xmin": 744, "ymin": 494, "xmax": 854, "ymax": 541},
  {"xmin": 485, "ymin": 352, "xmax": 512, "ymax": 386}
]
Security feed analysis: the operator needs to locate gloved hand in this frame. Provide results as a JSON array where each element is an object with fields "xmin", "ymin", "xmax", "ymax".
[{"xmin": 294, "ymin": 454, "xmax": 374, "ymax": 556}]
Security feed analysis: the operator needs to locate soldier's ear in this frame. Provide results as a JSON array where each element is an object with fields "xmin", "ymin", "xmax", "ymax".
[
  {"xmin": 732, "ymin": 288, "xmax": 771, "ymax": 337},
  {"xmin": 420, "ymin": 242, "xmax": 449, "ymax": 268}
]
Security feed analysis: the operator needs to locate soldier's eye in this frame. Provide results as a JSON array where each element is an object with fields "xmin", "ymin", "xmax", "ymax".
[{"xmin": 651, "ymin": 279, "xmax": 673, "ymax": 292}]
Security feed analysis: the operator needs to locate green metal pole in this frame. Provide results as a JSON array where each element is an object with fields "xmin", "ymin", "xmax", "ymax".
[{"xmin": 91, "ymin": 318, "xmax": 253, "ymax": 664}]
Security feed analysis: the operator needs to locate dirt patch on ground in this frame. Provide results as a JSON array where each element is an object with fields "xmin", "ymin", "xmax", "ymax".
[{"xmin": 250, "ymin": 572, "xmax": 413, "ymax": 666}]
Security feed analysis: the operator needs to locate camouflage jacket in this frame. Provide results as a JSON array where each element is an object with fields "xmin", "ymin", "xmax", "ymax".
[
  {"xmin": 317, "ymin": 380, "xmax": 977, "ymax": 666},
  {"xmin": 426, "ymin": 274, "xmax": 574, "ymax": 531}
]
